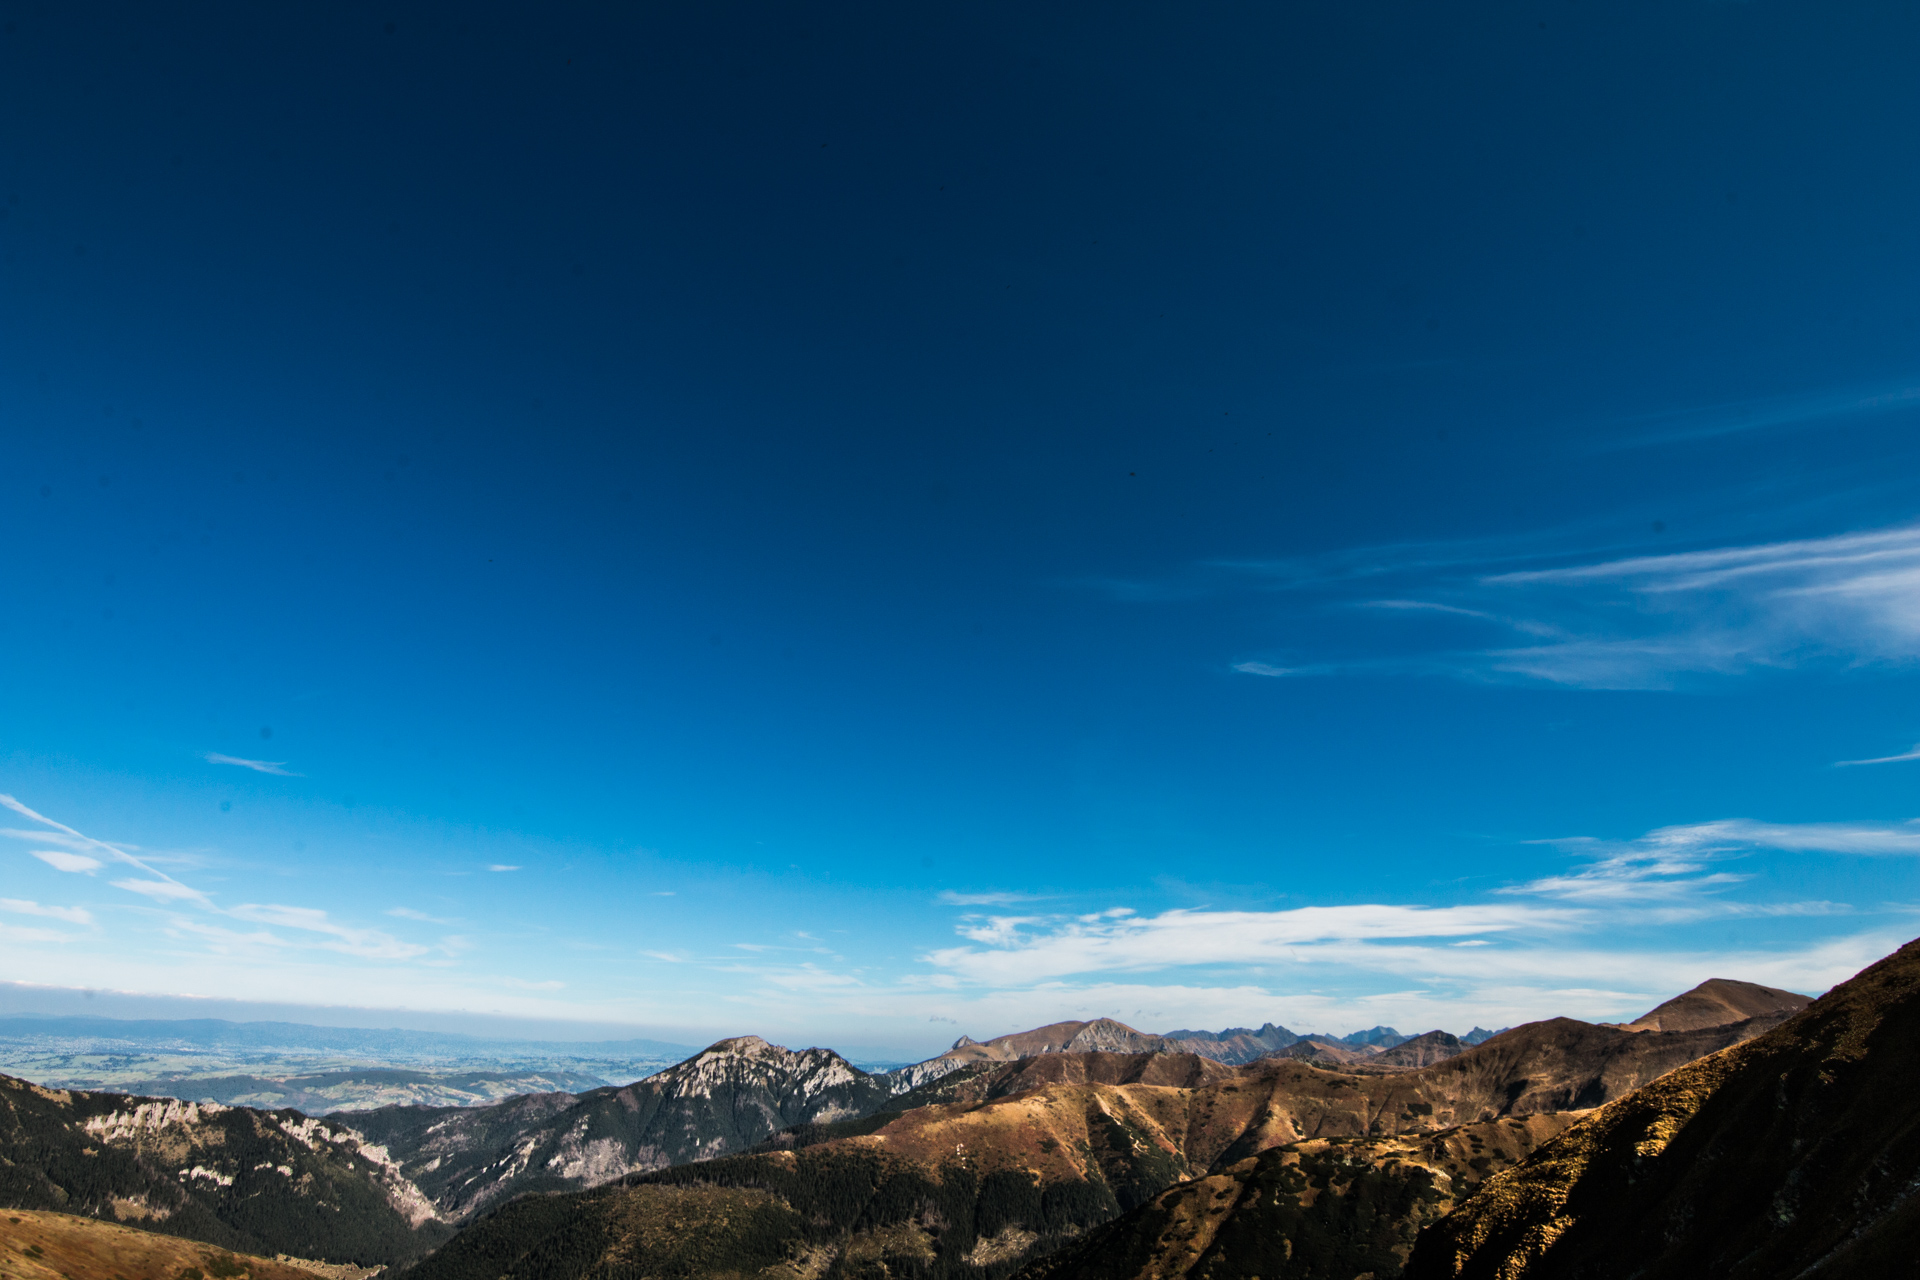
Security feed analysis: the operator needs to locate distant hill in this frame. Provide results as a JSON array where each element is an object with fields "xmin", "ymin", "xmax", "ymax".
[
  {"xmin": 1616, "ymin": 976, "xmax": 1810, "ymax": 1033},
  {"xmin": 883, "ymin": 1019, "xmax": 1182, "ymax": 1092},
  {"xmin": 1407, "ymin": 941, "xmax": 1919, "ymax": 1279},
  {"xmin": 1156, "ymin": 1023, "xmax": 1304, "ymax": 1062}
]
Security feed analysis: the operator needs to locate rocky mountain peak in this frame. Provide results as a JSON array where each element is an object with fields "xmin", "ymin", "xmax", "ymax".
[{"xmin": 702, "ymin": 1035, "xmax": 780, "ymax": 1058}]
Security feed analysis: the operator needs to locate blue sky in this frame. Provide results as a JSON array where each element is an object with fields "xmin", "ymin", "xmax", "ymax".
[{"xmin": 4, "ymin": 0, "xmax": 1920, "ymax": 1058}]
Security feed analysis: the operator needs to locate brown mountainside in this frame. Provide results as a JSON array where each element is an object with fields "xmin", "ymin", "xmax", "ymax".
[
  {"xmin": 0, "ymin": 1208, "xmax": 334, "ymax": 1280},
  {"xmin": 1618, "ymin": 977, "xmax": 1810, "ymax": 1032},
  {"xmin": 1015, "ymin": 1114, "xmax": 1583, "ymax": 1280},
  {"xmin": 1406, "ymin": 937, "xmax": 1920, "ymax": 1280}
]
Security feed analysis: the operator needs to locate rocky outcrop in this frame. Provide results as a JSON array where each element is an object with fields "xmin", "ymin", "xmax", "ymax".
[
  {"xmin": 0, "ymin": 1073, "xmax": 452, "ymax": 1265},
  {"xmin": 348, "ymin": 1036, "xmax": 892, "ymax": 1219}
]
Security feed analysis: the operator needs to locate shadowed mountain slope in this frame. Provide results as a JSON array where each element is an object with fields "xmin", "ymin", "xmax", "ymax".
[
  {"xmin": 1618, "ymin": 978, "xmax": 1811, "ymax": 1033},
  {"xmin": 1406, "ymin": 937, "xmax": 1920, "ymax": 1280},
  {"xmin": 345, "ymin": 1036, "xmax": 891, "ymax": 1219},
  {"xmin": 0, "ymin": 1073, "xmax": 450, "ymax": 1266},
  {"xmin": 1015, "ymin": 1114, "xmax": 1582, "ymax": 1280}
]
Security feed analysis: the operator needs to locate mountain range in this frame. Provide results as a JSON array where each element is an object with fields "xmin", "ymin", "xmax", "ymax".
[
  {"xmin": 0, "ymin": 973, "xmax": 1838, "ymax": 1278},
  {"xmin": 376, "ymin": 986, "xmax": 1806, "ymax": 1279}
]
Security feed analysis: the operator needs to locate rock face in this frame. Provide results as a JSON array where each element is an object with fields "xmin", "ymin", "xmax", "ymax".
[
  {"xmin": 1617, "ymin": 976, "xmax": 1810, "ymax": 1033},
  {"xmin": 0, "ymin": 1073, "xmax": 452, "ymax": 1266},
  {"xmin": 1406, "ymin": 938, "xmax": 1920, "ymax": 1280},
  {"xmin": 347, "ymin": 1036, "xmax": 892, "ymax": 1220}
]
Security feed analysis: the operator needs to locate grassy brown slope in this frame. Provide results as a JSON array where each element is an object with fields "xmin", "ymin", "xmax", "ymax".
[
  {"xmin": 1407, "ymin": 936, "xmax": 1920, "ymax": 1280},
  {"xmin": 1620, "ymin": 978, "xmax": 1810, "ymax": 1033},
  {"xmin": 0, "ymin": 1208, "xmax": 330, "ymax": 1280},
  {"xmin": 1014, "ymin": 1114, "xmax": 1582, "ymax": 1280}
]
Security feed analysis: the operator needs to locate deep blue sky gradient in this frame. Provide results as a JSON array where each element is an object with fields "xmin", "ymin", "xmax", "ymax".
[{"xmin": 4, "ymin": 0, "xmax": 1920, "ymax": 1055}]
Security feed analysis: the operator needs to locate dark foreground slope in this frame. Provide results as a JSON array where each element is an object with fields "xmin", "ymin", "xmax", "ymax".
[
  {"xmin": 0, "ymin": 1073, "xmax": 451, "ymax": 1265},
  {"xmin": 1408, "ymin": 937, "xmax": 1920, "ymax": 1280},
  {"xmin": 394, "ymin": 1011, "xmax": 1788, "ymax": 1280}
]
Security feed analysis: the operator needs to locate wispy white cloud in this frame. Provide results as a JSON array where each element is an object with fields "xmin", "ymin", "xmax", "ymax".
[
  {"xmin": 113, "ymin": 878, "xmax": 214, "ymax": 905},
  {"xmin": 386, "ymin": 906, "xmax": 454, "ymax": 924},
  {"xmin": 938, "ymin": 890, "xmax": 1047, "ymax": 906},
  {"xmin": 0, "ymin": 922, "xmax": 80, "ymax": 944},
  {"xmin": 1836, "ymin": 744, "xmax": 1920, "ymax": 767},
  {"xmin": 1499, "ymin": 818, "xmax": 1920, "ymax": 916},
  {"xmin": 1218, "ymin": 520, "xmax": 1920, "ymax": 690},
  {"xmin": 205, "ymin": 753, "xmax": 302, "ymax": 777},
  {"xmin": 0, "ymin": 899, "xmax": 93, "ymax": 925},
  {"xmin": 488, "ymin": 864, "xmax": 522, "ymax": 872},
  {"xmin": 1596, "ymin": 380, "xmax": 1920, "ymax": 452},
  {"xmin": 924, "ymin": 902, "xmax": 1581, "ymax": 984},
  {"xmin": 922, "ymin": 816, "xmax": 1917, "ymax": 992},
  {"xmin": 1642, "ymin": 818, "xmax": 1920, "ymax": 857},
  {"xmin": 167, "ymin": 918, "xmax": 289, "ymax": 952},
  {"xmin": 230, "ymin": 904, "xmax": 430, "ymax": 960},
  {"xmin": 2, "ymin": 797, "xmax": 205, "ymax": 903},
  {"xmin": 1473, "ymin": 524, "xmax": 1920, "ymax": 688},
  {"xmin": 31, "ymin": 850, "xmax": 102, "ymax": 874}
]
